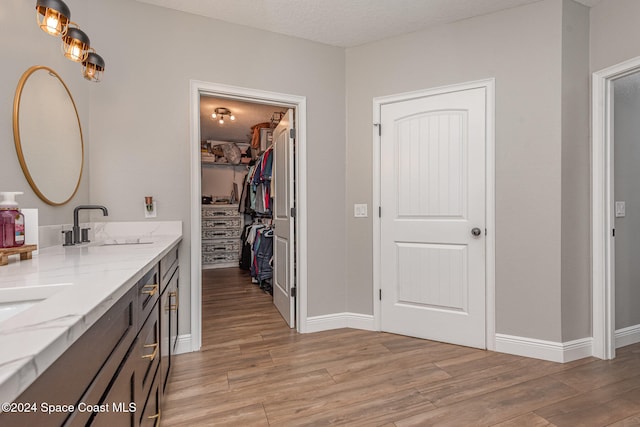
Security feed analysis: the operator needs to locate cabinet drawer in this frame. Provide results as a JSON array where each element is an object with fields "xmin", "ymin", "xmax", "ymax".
[
  {"xmin": 202, "ymin": 239, "xmax": 240, "ymax": 254},
  {"xmin": 202, "ymin": 205, "xmax": 239, "ymax": 218},
  {"xmin": 203, "ymin": 251, "xmax": 239, "ymax": 265},
  {"xmin": 203, "ymin": 228, "xmax": 241, "ymax": 240},
  {"xmin": 138, "ymin": 265, "xmax": 160, "ymax": 328},
  {"xmin": 202, "ymin": 218, "xmax": 241, "ymax": 230}
]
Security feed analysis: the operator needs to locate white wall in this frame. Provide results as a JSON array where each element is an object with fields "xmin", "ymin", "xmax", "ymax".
[
  {"xmin": 346, "ymin": 0, "xmax": 570, "ymax": 342},
  {"xmin": 0, "ymin": 0, "xmax": 90, "ymax": 225},
  {"xmin": 86, "ymin": 0, "xmax": 347, "ymax": 332}
]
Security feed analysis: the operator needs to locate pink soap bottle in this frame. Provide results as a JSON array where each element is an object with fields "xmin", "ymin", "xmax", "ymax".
[{"xmin": 0, "ymin": 192, "xmax": 25, "ymax": 248}]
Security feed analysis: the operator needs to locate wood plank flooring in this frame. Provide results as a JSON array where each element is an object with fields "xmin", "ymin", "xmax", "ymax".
[{"xmin": 161, "ymin": 268, "xmax": 640, "ymax": 426}]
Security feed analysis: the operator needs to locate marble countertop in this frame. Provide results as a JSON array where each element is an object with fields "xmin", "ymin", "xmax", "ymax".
[{"xmin": 0, "ymin": 221, "xmax": 182, "ymax": 403}]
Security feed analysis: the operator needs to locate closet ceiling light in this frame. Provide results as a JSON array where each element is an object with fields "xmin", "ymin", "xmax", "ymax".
[
  {"xmin": 36, "ymin": 0, "xmax": 70, "ymax": 36},
  {"xmin": 212, "ymin": 107, "xmax": 235, "ymax": 125},
  {"xmin": 62, "ymin": 25, "xmax": 90, "ymax": 62},
  {"xmin": 82, "ymin": 50, "xmax": 105, "ymax": 82}
]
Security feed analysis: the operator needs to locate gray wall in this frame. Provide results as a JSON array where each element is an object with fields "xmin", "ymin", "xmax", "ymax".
[
  {"xmin": 4, "ymin": 0, "xmax": 635, "ymax": 346},
  {"xmin": 345, "ymin": 0, "xmax": 591, "ymax": 343},
  {"xmin": 614, "ymin": 73, "xmax": 640, "ymax": 330},
  {"xmin": 86, "ymin": 0, "xmax": 347, "ymax": 330},
  {"xmin": 560, "ymin": 0, "xmax": 591, "ymax": 342},
  {"xmin": 0, "ymin": 0, "xmax": 90, "ymax": 225},
  {"xmin": 591, "ymin": 0, "xmax": 640, "ymax": 331},
  {"xmin": 590, "ymin": 0, "xmax": 640, "ymax": 73}
]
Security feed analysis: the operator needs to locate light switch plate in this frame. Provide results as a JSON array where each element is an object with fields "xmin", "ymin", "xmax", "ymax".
[
  {"xmin": 354, "ymin": 204, "xmax": 368, "ymax": 218},
  {"xmin": 615, "ymin": 201, "xmax": 626, "ymax": 218}
]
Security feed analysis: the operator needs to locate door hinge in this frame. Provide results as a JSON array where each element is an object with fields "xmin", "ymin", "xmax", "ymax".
[
  {"xmin": 379, "ymin": 206, "xmax": 382, "ymax": 218},
  {"xmin": 374, "ymin": 123, "xmax": 381, "ymax": 136},
  {"xmin": 291, "ymin": 207, "xmax": 296, "ymax": 218},
  {"xmin": 379, "ymin": 289, "xmax": 382, "ymax": 300},
  {"xmin": 291, "ymin": 287, "xmax": 297, "ymax": 298},
  {"xmin": 613, "ymin": 228, "xmax": 616, "ymax": 237},
  {"xmin": 290, "ymin": 128, "xmax": 296, "ymax": 139}
]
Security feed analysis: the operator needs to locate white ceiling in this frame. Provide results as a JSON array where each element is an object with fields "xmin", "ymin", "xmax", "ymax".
[
  {"xmin": 200, "ymin": 96, "xmax": 287, "ymax": 143},
  {"xmin": 137, "ymin": 0, "xmax": 600, "ymax": 48}
]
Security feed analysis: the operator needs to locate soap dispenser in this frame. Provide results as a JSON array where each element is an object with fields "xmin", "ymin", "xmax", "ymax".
[{"xmin": 0, "ymin": 192, "xmax": 25, "ymax": 248}]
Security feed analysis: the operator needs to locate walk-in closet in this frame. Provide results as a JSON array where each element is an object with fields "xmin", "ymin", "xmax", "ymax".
[{"xmin": 199, "ymin": 95, "xmax": 295, "ymax": 326}]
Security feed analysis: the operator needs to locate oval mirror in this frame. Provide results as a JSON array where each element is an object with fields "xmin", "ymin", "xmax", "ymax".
[{"xmin": 13, "ymin": 66, "xmax": 84, "ymax": 206}]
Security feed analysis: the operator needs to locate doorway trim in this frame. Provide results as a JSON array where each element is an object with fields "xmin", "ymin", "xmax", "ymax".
[
  {"xmin": 189, "ymin": 80, "xmax": 308, "ymax": 352},
  {"xmin": 592, "ymin": 56, "xmax": 640, "ymax": 360},
  {"xmin": 371, "ymin": 78, "xmax": 496, "ymax": 350}
]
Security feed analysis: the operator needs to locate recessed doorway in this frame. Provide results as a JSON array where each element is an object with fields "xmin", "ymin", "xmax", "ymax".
[{"xmin": 189, "ymin": 81, "xmax": 308, "ymax": 352}]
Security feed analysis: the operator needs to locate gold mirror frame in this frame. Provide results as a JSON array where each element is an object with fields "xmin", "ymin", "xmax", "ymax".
[{"xmin": 13, "ymin": 65, "xmax": 84, "ymax": 206}]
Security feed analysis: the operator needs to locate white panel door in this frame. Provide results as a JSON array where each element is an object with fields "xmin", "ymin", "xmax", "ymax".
[
  {"xmin": 380, "ymin": 87, "xmax": 486, "ymax": 349},
  {"xmin": 273, "ymin": 109, "xmax": 295, "ymax": 327}
]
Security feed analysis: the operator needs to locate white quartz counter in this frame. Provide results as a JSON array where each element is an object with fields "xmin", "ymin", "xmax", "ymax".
[{"xmin": 0, "ymin": 221, "xmax": 182, "ymax": 404}]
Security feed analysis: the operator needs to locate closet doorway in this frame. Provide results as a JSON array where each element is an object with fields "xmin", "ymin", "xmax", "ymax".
[
  {"xmin": 189, "ymin": 81, "xmax": 308, "ymax": 352},
  {"xmin": 592, "ymin": 57, "xmax": 640, "ymax": 360}
]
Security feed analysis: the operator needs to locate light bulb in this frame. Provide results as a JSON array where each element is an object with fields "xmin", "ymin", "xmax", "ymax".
[
  {"xmin": 219, "ymin": 118, "xmax": 224, "ymax": 125},
  {"xmin": 45, "ymin": 13, "xmax": 60, "ymax": 35},
  {"xmin": 211, "ymin": 113, "xmax": 216, "ymax": 119},
  {"xmin": 69, "ymin": 43, "xmax": 82, "ymax": 61},
  {"xmin": 230, "ymin": 115, "xmax": 235, "ymax": 121}
]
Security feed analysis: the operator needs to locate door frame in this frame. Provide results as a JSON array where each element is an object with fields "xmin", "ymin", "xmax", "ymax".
[
  {"xmin": 372, "ymin": 78, "xmax": 496, "ymax": 350},
  {"xmin": 189, "ymin": 80, "xmax": 308, "ymax": 352},
  {"xmin": 591, "ymin": 56, "xmax": 640, "ymax": 360}
]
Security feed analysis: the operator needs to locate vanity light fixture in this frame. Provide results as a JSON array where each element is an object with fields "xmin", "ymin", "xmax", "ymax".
[
  {"xmin": 34, "ymin": 0, "xmax": 106, "ymax": 81},
  {"xmin": 82, "ymin": 50, "xmax": 105, "ymax": 82},
  {"xmin": 61, "ymin": 25, "xmax": 90, "ymax": 62},
  {"xmin": 35, "ymin": 0, "xmax": 71, "ymax": 36},
  {"xmin": 211, "ymin": 107, "xmax": 235, "ymax": 125}
]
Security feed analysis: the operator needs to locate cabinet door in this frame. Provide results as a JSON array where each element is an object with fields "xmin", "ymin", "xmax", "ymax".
[
  {"xmin": 161, "ymin": 267, "xmax": 179, "ymax": 394},
  {"xmin": 140, "ymin": 370, "xmax": 161, "ymax": 427},
  {"xmin": 90, "ymin": 343, "xmax": 138, "ymax": 427},
  {"xmin": 160, "ymin": 286, "xmax": 171, "ymax": 394},
  {"xmin": 169, "ymin": 269, "xmax": 179, "ymax": 355},
  {"xmin": 137, "ymin": 300, "xmax": 161, "ymax": 403}
]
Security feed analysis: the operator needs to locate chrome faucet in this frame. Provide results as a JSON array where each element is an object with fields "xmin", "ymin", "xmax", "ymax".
[{"xmin": 73, "ymin": 205, "xmax": 109, "ymax": 244}]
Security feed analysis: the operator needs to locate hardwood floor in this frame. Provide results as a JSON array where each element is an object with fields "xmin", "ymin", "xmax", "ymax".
[{"xmin": 161, "ymin": 268, "xmax": 640, "ymax": 426}]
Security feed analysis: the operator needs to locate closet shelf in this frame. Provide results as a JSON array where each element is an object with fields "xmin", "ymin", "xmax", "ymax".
[{"xmin": 201, "ymin": 160, "xmax": 249, "ymax": 169}]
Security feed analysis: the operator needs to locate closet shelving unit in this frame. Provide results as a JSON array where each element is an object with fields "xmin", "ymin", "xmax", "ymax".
[{"xmin": 201, "ymin": 204, "xmax": 242, "ymax": 269}]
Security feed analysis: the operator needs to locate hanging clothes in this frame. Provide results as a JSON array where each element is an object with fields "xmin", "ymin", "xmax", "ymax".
[{"xmin": 243, "ymin": 146, "xmax": 273, "ymax": 216}]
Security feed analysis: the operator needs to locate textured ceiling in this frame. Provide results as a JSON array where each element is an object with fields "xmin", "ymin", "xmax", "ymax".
[
  {"xmin": 137, "ymin": 0, "xmax": 600, "ymax": 48},
  {"xmin": 200, "ymin": 96, "xmax": 287, "ymax": 143}
]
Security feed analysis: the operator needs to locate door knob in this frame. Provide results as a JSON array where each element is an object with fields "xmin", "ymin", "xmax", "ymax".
[{"xmin": 471, "ymin": 227, "xmax": 482, "ymax": 237}]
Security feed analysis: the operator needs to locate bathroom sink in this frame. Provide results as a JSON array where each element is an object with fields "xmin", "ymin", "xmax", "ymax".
[
  {"xmin": 0, "ymin": 283, "xmax": 72, "ymax": 323},
  {"xmin": 101, "ymin": 238, "xmax": 153, "ymax": 246}
]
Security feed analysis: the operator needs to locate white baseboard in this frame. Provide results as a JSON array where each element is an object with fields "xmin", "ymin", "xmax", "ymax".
[
  {"xmin": 616, "ymin": 324, "xmax": 640, "ymax": 348},
  {"xmin": 305, "ymin": 312, "xmax": 375, "ymax": 333},
  {"xmin": 174, "ymin": 334, "xmax": 193, "ymax": 355},
  {"xmin": 495, "ymin": 333, "xmax": 592, "ymax": 363}
]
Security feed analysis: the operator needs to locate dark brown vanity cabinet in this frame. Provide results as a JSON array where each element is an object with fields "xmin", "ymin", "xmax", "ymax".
[
  {"xmin": 92, "ymin": 295, "xmax": 161, "ymax": 427},
  {"xmin": 160, "ymin": 245, "xmax": 179, "ymax": 395},
  {"xmin": 0, "ymin": 245, "xmax": 180, "ymax": 427}
]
